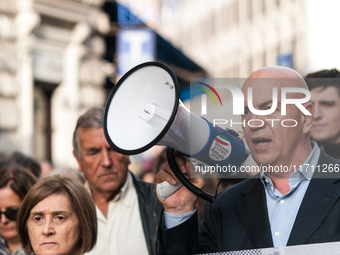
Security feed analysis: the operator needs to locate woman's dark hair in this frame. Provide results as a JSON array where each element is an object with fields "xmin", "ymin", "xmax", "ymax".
[
  {"xmin": 0, "ymin": 165, "xmax": 37, "ymax": 200},
  {"xmin": 17, "ymin": 175, "xmax": 97, "ymax": 255},
  {"xmin": 0, "ymin": 152, "xmax": 41, "ymax": 178}
]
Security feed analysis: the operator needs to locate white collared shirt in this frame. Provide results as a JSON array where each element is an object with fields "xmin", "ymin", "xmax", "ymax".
[
  {"xmin": 84, "ymin": 172, "xmax": 149, "ymax": 255},
  {"xmin": 260, "ymin": 142, "xmax": 321, "ymax": 247}
]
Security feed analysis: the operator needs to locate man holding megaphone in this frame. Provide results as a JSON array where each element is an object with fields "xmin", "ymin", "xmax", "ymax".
[{"xmin": 156, "ymin": 66, "xmax": 340, "ymax": 254}]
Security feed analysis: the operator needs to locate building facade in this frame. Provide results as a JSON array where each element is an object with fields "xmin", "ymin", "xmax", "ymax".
[
  {"xmin": 150, "ymin": 0, "xmax": 340, "ymax": 77},
  {"xmin": 0, "ymin": 0, "xmax": 113, "ymax": 168}
]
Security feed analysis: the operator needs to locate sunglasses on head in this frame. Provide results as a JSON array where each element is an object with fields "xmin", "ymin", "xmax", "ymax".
[{"xmin": 0, "ymin": 208, "xmax": 19, "ymax": 221}]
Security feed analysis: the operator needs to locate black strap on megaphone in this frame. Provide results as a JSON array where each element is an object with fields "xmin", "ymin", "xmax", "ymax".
[{"xmin": 166, "ymin": 147, "xmax": 223, "ymax": 203}]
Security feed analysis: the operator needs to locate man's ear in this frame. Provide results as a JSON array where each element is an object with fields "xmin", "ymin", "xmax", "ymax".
[
  {"xmin": 73, "ymin": 150, "xmax": 83, "ymax": 173},
  {"xmin": 302, "ymin": 102, "xmax": 314, "ymax": 134}
]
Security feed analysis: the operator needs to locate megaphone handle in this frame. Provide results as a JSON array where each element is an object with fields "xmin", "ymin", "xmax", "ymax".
[
  {"xmin": 165, "ymin": 147, "xmax": 216, "ymax": 203},
  {"xmin": 156, "ymin": 181, "xmax": 182, "ymax": 200}
]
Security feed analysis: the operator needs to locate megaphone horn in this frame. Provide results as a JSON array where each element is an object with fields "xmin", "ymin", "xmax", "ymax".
[{"xmin": 104, "ymin": 62, "xmax": 249, "ymax": 202}]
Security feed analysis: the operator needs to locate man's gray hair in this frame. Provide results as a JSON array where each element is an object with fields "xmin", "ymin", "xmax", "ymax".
[{"xmin": 73, "ymin": 107, "xmax": 104, "ymax": 159}]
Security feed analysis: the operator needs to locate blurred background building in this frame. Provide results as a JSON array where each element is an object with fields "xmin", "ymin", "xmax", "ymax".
[
  {"xmin": 125, "ymin": 0, "xmax": 340, "ymax": 77},
  {"xmin": 0, "ymin": 0, "xmax": 112, "ymax": 168},
  {"xmin": 0, "ymin": 0, "xmax": 206, "ymax": 171},
  {"xmin": 118, "ymin": 0, "xmax": 340, "ymax": 174},
  {"xmin": 0, "ymin": 0, "xmax": 339, "ymax": 171}
]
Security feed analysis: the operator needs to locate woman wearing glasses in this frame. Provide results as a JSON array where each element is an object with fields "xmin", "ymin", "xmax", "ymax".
[{"xmin": 0, "ymin": 166, "xmax": 37, "ymax": 255}]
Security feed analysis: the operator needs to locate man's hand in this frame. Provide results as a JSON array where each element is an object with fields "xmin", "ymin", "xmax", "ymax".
[{"xmin": 155, "ymin": 153, "xmax": 204, "ymax": 214}]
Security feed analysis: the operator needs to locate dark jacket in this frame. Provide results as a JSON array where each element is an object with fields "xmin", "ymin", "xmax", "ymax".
[
  {"xmin": 322, "ymin": 143, "xmax": 340, "ymax": 159},
  {"xmin": 132, "ymin": 172, "xmax": 163, "ymax": 255},
  {"xmin": 157, "ymin": 151, "xmax": 340, "ymax": 254}
]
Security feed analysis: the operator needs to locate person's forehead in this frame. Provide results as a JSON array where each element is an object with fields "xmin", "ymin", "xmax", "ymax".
[
  {"xmin": 0, "ymin": 186, "xmax": 22, "ymax": 206},
  {"xmin": 311, "ymin": 86, "xmax": 340, "ymax": 100},
  {"xmin": 32, "ymin": 193, "xmax": 72, "ymax": 211},
  {"xmin": 243, "ymin": 78, "xmax": 308, "ymax": 102},
  {"xmin": 242, "ymin": 79, "xmax": 283, "ymax": 103},
  {"xmin": 243, "ymin": 77, "xmax": 283, "ymax": 89},
  {"xmin": 79, "ymin": 126, "xmax": 103, "ymax": 135},
  {"xmin": 78, "ymin": 127, "xmax": 107, "ymax": 144}
]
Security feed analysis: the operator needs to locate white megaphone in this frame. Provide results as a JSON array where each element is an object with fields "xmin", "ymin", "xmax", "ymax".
[{"xmin": 104, "ymin": 62, "xmax": 249, "ymax": 202}]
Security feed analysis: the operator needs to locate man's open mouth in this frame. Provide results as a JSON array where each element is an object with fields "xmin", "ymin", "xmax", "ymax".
[{"xmin": 253, "ymin": 139, "xmax": 271, "ymax": 146}]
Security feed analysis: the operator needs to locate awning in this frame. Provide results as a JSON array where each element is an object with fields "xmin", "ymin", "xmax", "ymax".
[{"xmin": 103, "ymin": 2, "xmax": 207, "ymax": 92}]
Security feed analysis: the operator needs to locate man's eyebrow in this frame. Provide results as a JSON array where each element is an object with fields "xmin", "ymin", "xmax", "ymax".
[
  {"xmin": 85, "ymin": 147, "xmax": 100, "ymax": 153},
  {"xmin": 258, "ymin": 100, "xmax": 273, "ymax": 108},
  {"xmin": 244, "ymin": 100, "xmax": 280, "ymax": 110},
  {"xmin": 319, "ymin": 100, "xmax": 336, "ymax": 104}
]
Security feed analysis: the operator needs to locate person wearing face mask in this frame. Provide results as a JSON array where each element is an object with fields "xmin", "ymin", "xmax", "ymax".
[{"xmin": 0, "ymin": 165, "xmax": 37, "ymax": 255}]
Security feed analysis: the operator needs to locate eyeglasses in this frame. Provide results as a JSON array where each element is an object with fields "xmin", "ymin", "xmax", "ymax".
[{"xmin": 0, "ymin": 208, "xmax": 19, "ymax": 221}]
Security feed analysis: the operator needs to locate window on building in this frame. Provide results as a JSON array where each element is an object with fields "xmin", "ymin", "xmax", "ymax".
[
  {"xmin": 276, "ymin": 43, "xmax": 281, "ymax": 58},
  {"xmin": 263, "ymin": 51, "xmax": 267, "ymax": 67},
  {"xmin": 248, "ymin": 56, "xmax": 253, "ymax": 74},
  {"xmin": 223, "ymin": 4, "xmax": 228, "ymax": 27},
  {"xmin": 211, "ymin": 12, "xmax": 215, "ymax": 36},
  {"xmin": 247, "ymin": 0, "xmax": 252, "ymax": 21},
  {"xmin": 233, "ymin": 1, "xmax": 239, "ymax": 25},
  {"xmin": 262, "ymin": 0, "xmax": 266, "ymax": 14},
  {"xmin": 33, "ymin": 82, "xmax": 58, "ymax": 163},
  {"xmin": 291, "ymin": 36, "xmax": 297, "ymax": 69}
]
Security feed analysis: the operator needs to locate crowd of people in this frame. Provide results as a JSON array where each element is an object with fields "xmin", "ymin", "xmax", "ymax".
[{"xmin": 0, "ymin": 66, "xmax": 339, "ymax": 255}]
